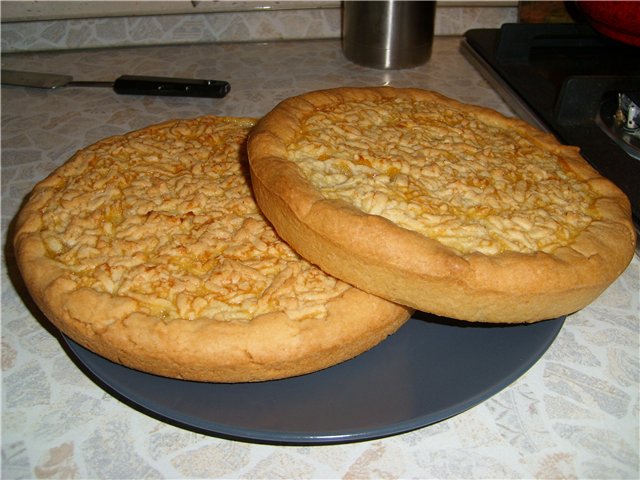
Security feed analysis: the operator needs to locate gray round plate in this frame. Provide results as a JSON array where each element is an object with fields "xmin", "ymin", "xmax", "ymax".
[{"xmin": 63, "ymin": 311, "xmax": 564, "ymax": 445}]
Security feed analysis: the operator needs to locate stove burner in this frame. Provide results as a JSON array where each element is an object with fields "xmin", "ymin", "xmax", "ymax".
[
  {"xmin": 618, "ymin": 93, "xmax": 640, "ymax": 132},
  {"xmin": 598, "ymin": 93, "xmax": 640, "ymax": 160}
]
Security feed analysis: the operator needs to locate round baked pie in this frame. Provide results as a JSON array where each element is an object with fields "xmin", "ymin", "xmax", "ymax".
[
  {"xmin": 13, "ymin": 115, "xmax": 411, "ymax": 382},
  {"xmin": 248, "ymin": 87, "xmax": 636, "ymax": 323}
]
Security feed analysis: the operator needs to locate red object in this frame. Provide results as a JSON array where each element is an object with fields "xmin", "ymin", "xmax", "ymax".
[{"xmin": 577, "ymin": 0, "xmax": 640, "ymax": 46}]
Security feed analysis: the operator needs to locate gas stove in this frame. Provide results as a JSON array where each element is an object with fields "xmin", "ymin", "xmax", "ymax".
[{"xmin": 462, "ymin": 23, "xmax": 640, "ymax": 228}]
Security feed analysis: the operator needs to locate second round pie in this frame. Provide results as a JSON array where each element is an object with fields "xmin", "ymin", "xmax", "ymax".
[{"xmin": 248, "ymin": 87, "xmax": 636, "ymax": 323}]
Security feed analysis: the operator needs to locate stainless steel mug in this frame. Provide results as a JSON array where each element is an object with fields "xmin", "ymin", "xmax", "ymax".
[{"xmin": 342, "ymin": 1, "xmax": 436, "ymax": 70}]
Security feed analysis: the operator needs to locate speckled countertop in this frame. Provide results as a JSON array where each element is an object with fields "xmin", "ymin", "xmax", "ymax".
[{"xmin": 2, "ymin": 38, "xmax": 638, "ymax": 479}]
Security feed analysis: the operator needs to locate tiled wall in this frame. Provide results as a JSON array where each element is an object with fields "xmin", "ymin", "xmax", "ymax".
[{"xmin": 1, "ymin": 1, "xmax": 517, "ymax": 53}]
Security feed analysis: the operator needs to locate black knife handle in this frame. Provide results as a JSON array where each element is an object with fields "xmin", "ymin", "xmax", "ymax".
[{"xmin": 112, "ymin": 75, "xmax": 230, "ymax": 98}]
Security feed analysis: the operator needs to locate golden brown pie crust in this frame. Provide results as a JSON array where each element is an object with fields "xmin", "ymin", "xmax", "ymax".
[
  {"xmin": 248, "ymin": 87, "xmax": 636, "ymax": 323},
  {"xmin": 14, "ymin": 115, "xmax": 411, "ymax": 382}
]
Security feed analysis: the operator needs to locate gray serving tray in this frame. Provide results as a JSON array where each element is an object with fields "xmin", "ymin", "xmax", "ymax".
[{"xmin": 63, "ymin": 311, "xmax": 564, "ymax": 445}]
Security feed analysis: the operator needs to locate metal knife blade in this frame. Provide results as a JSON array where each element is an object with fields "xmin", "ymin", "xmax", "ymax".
[{"xmin": 1, "ymin": 69, "xmax": 230, "ymax": 98}]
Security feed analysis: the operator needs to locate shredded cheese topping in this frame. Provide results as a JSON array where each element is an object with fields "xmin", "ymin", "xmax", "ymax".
[
  {"xmin": 289, "ymin": 97, "xmax": 598, "ymax": 255},
  {"xmin": 39, "ymin": 117, "xmax": 348, "ymax": 322}
]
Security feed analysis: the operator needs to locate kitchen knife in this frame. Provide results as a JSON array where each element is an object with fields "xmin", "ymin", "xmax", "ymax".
[{"xmin": 1, "ymin": 69, "xmax": 230, "ymax": 98}]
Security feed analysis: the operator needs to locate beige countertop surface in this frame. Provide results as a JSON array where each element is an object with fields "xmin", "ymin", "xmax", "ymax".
[{"xmin": 2, "ymin": 37, "xmax": 638, "ymax": 479}]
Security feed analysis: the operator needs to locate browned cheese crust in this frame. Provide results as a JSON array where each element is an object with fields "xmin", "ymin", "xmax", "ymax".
[
  {"xmin": 14, "ymin": 115, "xmax": 411, "ymax": 382},
  {"xmin": 247, "ymin": 87, "xmax": 636, "ymax": 323}
]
